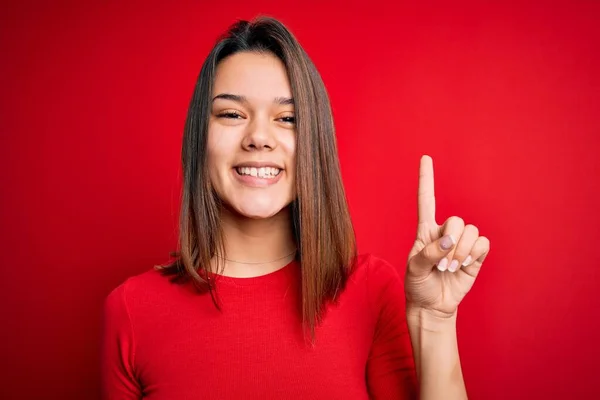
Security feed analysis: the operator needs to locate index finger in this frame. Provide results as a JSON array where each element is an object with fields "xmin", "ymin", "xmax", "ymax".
[{"xmin": 418, "ymin": 155, "xmax": 436, "ymax": 225}]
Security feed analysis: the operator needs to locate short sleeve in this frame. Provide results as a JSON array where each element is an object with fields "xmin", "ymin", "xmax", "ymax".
[
  {"xmin": 365, "ymin": 256, "xmax": 418, "ymax": 400},
  {"xmin": 101, "ymin": 283, "xmax": 142, "ymax": 400}
]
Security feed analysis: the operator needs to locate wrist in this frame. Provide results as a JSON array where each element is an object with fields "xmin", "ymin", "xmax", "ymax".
[{"xmin": 406, "ymin": 305, "xmax": 458, "ymax": 331}]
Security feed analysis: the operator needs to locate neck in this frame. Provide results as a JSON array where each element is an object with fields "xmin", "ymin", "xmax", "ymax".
[{"xmin": 215, "ymin": 205, "xmax": 296, "ymax": 278}]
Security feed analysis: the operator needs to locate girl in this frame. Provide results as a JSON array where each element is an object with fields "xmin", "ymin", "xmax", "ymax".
[{"xmin": 102, "ymin": 16, "xmax": 490, "ymax": 399}]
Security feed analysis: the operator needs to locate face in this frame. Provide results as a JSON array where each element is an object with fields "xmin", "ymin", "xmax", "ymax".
[{"xmin": 207, "ymin": 51, "xmax": 296, "ymax": 219}]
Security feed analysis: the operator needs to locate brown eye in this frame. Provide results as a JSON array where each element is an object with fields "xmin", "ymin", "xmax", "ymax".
[
  {"xmin": 278, "ymin": 116, "xmax": 295, "ymax": 124},
  {"xmin": 218, "ymin": 111, "xmax": 243, "ymax": 119}
]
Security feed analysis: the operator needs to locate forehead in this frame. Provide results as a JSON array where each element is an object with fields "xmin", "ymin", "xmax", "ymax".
[{"xmin": 213, "ymin": 52, "xmax": 292, "ymax": 100}]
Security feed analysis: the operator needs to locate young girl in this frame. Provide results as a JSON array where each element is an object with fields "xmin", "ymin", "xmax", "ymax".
[{"xmin": 102, "ymin": 16, "xmax": 490, "ymax": 400}]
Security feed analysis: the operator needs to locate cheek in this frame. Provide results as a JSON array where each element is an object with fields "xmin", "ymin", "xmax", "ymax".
[
  {"xmin": 280, "ymin": 134, "xmax": 297, "ymax": 174},
  {"xmin": 206, "ymin": 143, "xmax": 231, "ymax": 195},
  {"xmin": 207, "ymin": 127, "xmax": 237, "ymax": 175}
]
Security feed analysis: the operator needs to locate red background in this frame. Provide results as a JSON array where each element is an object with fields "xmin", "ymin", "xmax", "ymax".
[{"xmin": 1, "ymin": 1, "xmax": 599, "ymax": 398}]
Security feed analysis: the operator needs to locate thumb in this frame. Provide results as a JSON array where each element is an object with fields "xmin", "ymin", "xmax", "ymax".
[{"xmin": 408, "ymin": 234, "xmax": 457, "ymax": 275}]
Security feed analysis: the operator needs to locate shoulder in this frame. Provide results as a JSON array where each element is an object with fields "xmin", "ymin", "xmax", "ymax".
[
  {"xmin": 350, "ymin": 253, "xmax": 404, "ymax": 286},
  {"xmin": 347, "ymin": 253, "xmax": 406, "ymax": 311},
  {"xmin": 104, "ymin": 267, "xmax": 187, "ymax": 314}
]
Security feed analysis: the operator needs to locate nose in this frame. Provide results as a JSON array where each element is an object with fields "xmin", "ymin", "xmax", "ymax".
[{"xmin": 241, "ymin": 116, "xmax": 277, "ymax": 151}]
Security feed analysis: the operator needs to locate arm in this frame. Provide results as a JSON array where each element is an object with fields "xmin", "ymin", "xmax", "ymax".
[
  {"xmin": 406, "ymin": 307, "xmax": 467, "ymax": 400},
  {"xmin": 101, "ymin": 283, "xmax": 143, "ymax": 400},
  {"xmin": 403, "ymin": 155, "xmax": 491, "ymax": 399}
]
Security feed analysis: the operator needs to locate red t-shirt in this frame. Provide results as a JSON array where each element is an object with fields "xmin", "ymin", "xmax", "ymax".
[{"xmin": 101, "ymin": 254, "xmax": 417, "ymax": 399}]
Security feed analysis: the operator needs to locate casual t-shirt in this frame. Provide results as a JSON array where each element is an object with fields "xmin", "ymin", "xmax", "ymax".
[{"xmin": 101, "ymin": 253, "xmax": 417, "ymax": 399}]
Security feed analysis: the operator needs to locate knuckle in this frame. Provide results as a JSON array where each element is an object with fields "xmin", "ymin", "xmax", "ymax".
[
  {"xmin": 465, "ymin": 224, "xmax": 479, "ymax": 236},
  {"xmin": 422, "ymin": 244, "xmax": 440, "ymax": 261},
  {"xmin": 421, "ymin": 245, "xmax": 434, "ymax": 260},
  {"xmin": 479, "ymin": 236, "xmax": 491, "ymax": 249},
  {"xmin": 449, "ymin": 216, "xmax": 465, "ymax": 227}
]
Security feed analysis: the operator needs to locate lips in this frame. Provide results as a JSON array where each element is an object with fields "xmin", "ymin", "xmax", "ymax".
[{"xmin": 233, "ymin": 161, "xmax": 283, "ymax": 169}]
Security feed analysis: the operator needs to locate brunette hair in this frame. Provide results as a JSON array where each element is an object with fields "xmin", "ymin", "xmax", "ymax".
[{"xmin": 158, "ymin": 16, "xmax": 356, "ymax": 339}]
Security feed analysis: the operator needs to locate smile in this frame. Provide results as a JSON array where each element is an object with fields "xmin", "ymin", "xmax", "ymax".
[
  {"xmin": 235, "ymin": 166, "xmax": 281, "ymax": 179},
  {"xmin": 232, "ymin": 165, "xmax": 284, "ymax": 187}
]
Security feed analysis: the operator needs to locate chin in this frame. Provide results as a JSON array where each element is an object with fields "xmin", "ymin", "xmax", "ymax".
[
  {"xmin": 233, "ymin": 203, "xmax": 286, "ymax": 220},
  {"xmin": 217, "ymin": 187, "xmax": 294, "ymax": 220}
]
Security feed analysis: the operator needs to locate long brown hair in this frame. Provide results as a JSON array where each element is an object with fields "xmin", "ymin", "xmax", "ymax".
[{"xmin": 158, "ymin": 16, "xmax": 356, "ymax": 340}]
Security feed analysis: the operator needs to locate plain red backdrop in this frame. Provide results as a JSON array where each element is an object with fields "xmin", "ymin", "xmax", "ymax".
[{"xmin": 1, "ymin": 0, "xmax": 599, "ymax": 398}]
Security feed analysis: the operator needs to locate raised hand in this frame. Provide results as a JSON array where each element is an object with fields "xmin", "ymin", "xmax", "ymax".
[{"xmin": 405, "ymin": 155, "xmax": 490, "ymax": 317}]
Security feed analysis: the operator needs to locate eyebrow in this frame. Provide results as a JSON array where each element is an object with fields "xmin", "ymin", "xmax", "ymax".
[{"xmin": 212, "ymin": 93, "xmax": 294, "ymax": 106}]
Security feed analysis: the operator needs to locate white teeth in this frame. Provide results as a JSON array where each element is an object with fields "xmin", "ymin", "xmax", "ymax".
[{"xmin": 236, "ymin": 166, "xmax": 281, "ymax": 178}]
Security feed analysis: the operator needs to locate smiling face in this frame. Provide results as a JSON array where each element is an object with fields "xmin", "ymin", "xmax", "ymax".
[{"xmin": 207, "ymin": 51, "xmax": 297, "ymax": 219}]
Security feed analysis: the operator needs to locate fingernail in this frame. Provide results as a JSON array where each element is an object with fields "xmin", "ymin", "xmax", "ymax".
[
  {"xmin": 437, "ymin": 258, "xmax": 449, "ymax": 271},
  {"xmin": 440, "ymin": 235, "xmax": 456, "ymax": 250},
  {"xmin": 448, "ymin": 259, "xmax": 459, "ymax": 272},
  {"xmin": 462, "ymin": 255, "xmax": 473, "ymax": 267}
]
